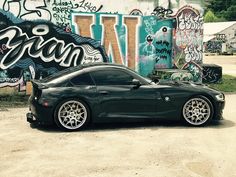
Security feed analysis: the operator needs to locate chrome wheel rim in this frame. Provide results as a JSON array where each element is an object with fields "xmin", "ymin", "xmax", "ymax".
[
  {"xmin": 58, "ymin": 100, "xmax": 87, "ymax": 130},
  {"xmin": 183, "ymin": 98, "xmax": 211, "ymax": 126}
]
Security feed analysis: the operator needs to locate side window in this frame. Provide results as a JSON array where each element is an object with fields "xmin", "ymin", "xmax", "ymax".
[
  {"xmin": 91, "ymin": 69, "xmax": 134, "ymax": 85},
  {"xmin": 70, "ymin": 73, "xmax": 94, "ymax": 85}
]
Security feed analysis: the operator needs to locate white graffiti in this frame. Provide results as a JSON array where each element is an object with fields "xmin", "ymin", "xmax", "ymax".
[
  {"xmin": 178, "ymin": 12, "xmax": 203, "ymax": 30},
  {"xmin": 0, "ymin": 26, "xmax": 103, "ymax": 70},
  {"xmin": 170, "ymin": 72, "xmax": 193, "ymax": 81},
  {"xmin": 2, "ymin": 0, "xmax": 51, "ymax": 20},
  {"xmin": 29, "ymin": 65, "xmax": 35, "ymax": 79},
  {"xmin": 184, "ymin": 45, "xmax": 202, "ymax": 63},
  {"xmin": 80, "ymin": 44, "xmax": 103, "ymax": 64},
  {"xmin": 0, "ymin": 75, "xmax": 23, "ymax": 87},
  {"xmin": 176, "ymin": 30, "xmax": 203, "ymax": 47}
]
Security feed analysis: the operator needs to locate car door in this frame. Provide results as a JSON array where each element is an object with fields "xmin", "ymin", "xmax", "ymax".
[{"xmin": 90, "ymin": 68, "xmax": 162, "ymax": 119}]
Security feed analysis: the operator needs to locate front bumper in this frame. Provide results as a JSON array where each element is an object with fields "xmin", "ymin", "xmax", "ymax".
[{"xmin": 214, "ymin": 101, "xmax": 225, "ymax": 120}]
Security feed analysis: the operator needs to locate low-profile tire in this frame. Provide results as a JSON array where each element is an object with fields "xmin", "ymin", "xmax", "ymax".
[
  {"xmin": 54, "ymin": 99, "xmax": 90, "ymax": 131},
  {"xmin": 182, "ymin": 96, "xmax": 214, "ymax": 126}
]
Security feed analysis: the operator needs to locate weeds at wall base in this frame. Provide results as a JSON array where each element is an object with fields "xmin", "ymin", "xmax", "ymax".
[{"xmin": 0, "ymin": 93, "xmax": 29, "ymax": 108}]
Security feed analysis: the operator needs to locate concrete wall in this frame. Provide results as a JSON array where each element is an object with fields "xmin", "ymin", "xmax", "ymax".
[{"xmin": 0, "ymin": 0, "xmax": 204, "ymax": 94}]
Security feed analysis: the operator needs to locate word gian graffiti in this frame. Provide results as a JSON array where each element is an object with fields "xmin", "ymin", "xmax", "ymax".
[
  {"xmin": 0, "ymin": 10, "xmax": 107, "ymax": 88},
  {"xmin": 0, "ymin": 26, "xmax": 103, "ymax": 69}
]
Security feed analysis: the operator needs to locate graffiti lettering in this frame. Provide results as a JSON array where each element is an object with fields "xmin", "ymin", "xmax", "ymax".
[
  {"xmin": 205, "ymin": 41, "xmax": 222, "ymax": 53},
  {"xmin": 203, "ymin": 66, "xmax": 222, "ymax": 83},
  {"xmin": 0, "ymin": 75, "xmax": 23, "ymax": 87},
  {"xmin": 178, "ymin": 12, "xmax": 203, "ymax": 30},
  {"xmin": 129, "ymin": 9, "xmax": 143, "ymax": 16},
  {"xmin": 3, "ymin": 0, "xmax": 51, "ymax": 20},
  {"xmin": 77, "ymin": 0, "xmax": 103, "ymax": 12},
  {"xmin": 156, "ymin": 48, "xmax": 171, "ymax": 56},
  {"xmin": 176, "ymin": 30, "xmax": 203, "ymax": 48},
  {"xmin": 151, "ymin": 6, "xmax": 173, "ymax": 19},
  {"xmin": 3, "ymin": 0, "xmax": 21, "ymax": 17},
  {"xmin": 184, "ymin": 45, "xmax": 202, "ymax": 63},
  {"xmin": 156, "ymin": 40, "xmax": 170, "ymax": 47},
  {"xmin": 173, "ymin": 6, "xmax": 204, "ymax": 82},
  {"xmin": 51, "ymin": 0, "xmax": 103, "ymax": 28},
  {"xmin": 0, "ymin": 26, "xmax": 103, "ymax": 70},
  {"xmin": 144, "ymin": 19, "xmax": 154, "ymax": 34}
]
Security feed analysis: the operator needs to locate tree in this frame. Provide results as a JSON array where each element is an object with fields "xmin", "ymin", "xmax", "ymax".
[
  {"xmin": 204, "ymin": 10, "xmax": 218, "ymax": 22},
  {"xmin": 223, "ymin": 5, "xmax": 236, "ymax": 21},
  {"xmin": 205, "ymin": 0, "xmax": 236, "ymax": 21}
]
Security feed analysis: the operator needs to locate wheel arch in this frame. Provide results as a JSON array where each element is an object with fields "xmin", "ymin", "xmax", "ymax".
[
  {"xmin": 181, "ymin": 93, "xmax": 215, "ymax": 126},
  {"xmin": 53, "ymin": 96, "xmax": 93, "ymax": 124}
]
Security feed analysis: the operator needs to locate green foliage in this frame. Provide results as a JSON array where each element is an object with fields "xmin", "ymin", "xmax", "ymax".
[
  {"xmin": 223, "ymin": 5, "xmax": 236, "ymax": 21},
  {"xmin": 204, "ymin": 10, "xmax": 218, "ymax": 22},
  {"xmin": 0, "ymin": 94, "xmax": 29, "ymax": 108},
  {"xmin": 205, "ymin": 0, "xmax": 236, "ymax": 21},
  {"xmin": 208, "ymin": 75, "xmax": 236, "ymax": 92}
]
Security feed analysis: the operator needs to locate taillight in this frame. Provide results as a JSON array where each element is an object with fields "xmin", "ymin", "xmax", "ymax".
[{"xmin": 42, "ymin": 101, "xmax": 49, "ymax": 107}]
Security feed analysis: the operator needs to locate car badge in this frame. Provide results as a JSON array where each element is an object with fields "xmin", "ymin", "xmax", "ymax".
[{"xmin": 165, "ymin": 96, "xmax": 170, "ymax": 102}]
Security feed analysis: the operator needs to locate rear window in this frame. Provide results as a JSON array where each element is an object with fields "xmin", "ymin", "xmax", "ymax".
[
  {"xmin": 70, "ymin": 73, "xmax": 94, "ymax": 85},
  {"xmin": 40, "ymin": 66, "xmax": 83, "ymax": 83}
]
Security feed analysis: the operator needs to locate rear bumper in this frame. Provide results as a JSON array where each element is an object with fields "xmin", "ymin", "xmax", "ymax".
[
  {"xmin": 26, "ymin": 112, "xmax": 37, "ymax": 123},
  {"xmin": 27, "ymin": 96, "xmax": 55, "ymax": 125}
]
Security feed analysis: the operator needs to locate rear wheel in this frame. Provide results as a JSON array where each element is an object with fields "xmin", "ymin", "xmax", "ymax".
[
  {"xmin": 54, "ymin": 99, "xmax": 90, "ymax": 131},
  {"xmin": 182, "ymin": 96, "xmax": 213, "ymax": 126}
]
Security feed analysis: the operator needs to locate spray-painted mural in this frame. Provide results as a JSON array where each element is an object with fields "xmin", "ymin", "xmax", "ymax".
[
  {"xmin": 71, "ymin": 12, "xmax": 174, "ymax": 76},
  {"xmin": 173, "ymin": 6, "xmax": 204, "ymax": 82},
  {"xmin": 0, "ymin": 10, "xmax": 108, "ymax": 89},
  {"xmin": 0, "ymin": 0, "xmax": 204, "ymax": 93}
]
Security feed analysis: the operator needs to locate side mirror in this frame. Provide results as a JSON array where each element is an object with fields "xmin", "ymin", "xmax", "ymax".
[{"xmin": 131, "ymin": 79, "xmax": 141, "ymax": 88}]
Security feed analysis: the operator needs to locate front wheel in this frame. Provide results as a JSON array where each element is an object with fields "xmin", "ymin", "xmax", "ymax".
[
  {"xmin": 182, "ymin": 96, "xmax": 214, "ymax": 126},
  {"xmin": 54, "ymin": 99, "xmax": 90, "ymax": 131}
]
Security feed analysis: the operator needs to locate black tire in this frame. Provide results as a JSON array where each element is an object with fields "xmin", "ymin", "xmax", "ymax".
[
  {"xmin": 54, "ymin": 99, "xmax": 90, "ymax": 131},
  {"xmin": 182, "ymin": 96, "xmax": 214, "ymax": 126}
]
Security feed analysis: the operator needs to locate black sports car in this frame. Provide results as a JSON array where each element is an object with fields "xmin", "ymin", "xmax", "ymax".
[{"xmin": 26, "ymin": 63, "xmax": 225, "ymax": 131}]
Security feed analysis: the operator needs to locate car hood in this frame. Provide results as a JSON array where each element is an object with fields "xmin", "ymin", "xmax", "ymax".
[{"xmin": 155, "ymin": 81, "xmax": 222, "ymax": 95}]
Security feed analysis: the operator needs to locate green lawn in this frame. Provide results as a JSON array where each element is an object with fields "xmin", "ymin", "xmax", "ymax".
[{"xmin": 208, "ymin": 75, "xmax": 236, "ymax": 93}]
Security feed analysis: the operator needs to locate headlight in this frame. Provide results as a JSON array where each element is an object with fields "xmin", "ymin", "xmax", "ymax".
[{"xmin": 215, "ymin": 93, "xmax": 225, "ymax": 101}]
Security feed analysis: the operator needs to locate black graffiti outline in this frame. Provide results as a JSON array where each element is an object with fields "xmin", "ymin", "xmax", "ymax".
[
  {"xmin": 0, "ymin": 26, "xmax": 103, "ymax": 70},
  {"xmin": 3, "ymin": 0, "xmax": 22, "ymax": 17},
  {"xmin": 151, "ymin": 6, "xmax": 173, "ymax": 19},
  {"xmin": 20, "ymin": 0, "xmax": 52, "ymax": 20}
]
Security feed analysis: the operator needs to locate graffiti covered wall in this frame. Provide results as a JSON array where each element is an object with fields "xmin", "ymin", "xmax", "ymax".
[
  {"xmin": 0, "ymin": 10, "xmax": 108, "ymax": 90},
  {"xmin": 173, "ymin": 6, "xmax": 204, "ymax": 82},
  {"xmin": 71, "ymin": 12, "xmax": 174, "ymax": 76},
  {"xmin": 0, "ymin": 0, "xmax": 204, "ymax": 93}
]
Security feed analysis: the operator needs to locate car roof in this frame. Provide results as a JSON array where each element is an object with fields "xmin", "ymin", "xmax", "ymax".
[
  {"xmin": 40, "ymin": 62, "xmax": 128, "ymax": 83},
  {"xmin": 80, "ymin": 62, "xmax": 126, "ymax": 69}
]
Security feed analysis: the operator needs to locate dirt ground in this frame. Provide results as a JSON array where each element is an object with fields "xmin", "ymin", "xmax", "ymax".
[
  {"xmin": 0, "ymin": 55, "xmax": 235, "ymax": 177},
  {"xmin": 0, "ymin": 94, "xmax": 235, "ymax": 177}
]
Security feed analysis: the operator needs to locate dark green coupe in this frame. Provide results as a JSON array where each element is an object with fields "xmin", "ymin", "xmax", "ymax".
[{"xmin": 27, "ymin": 63, "xmax": 225, "ymax": 131}]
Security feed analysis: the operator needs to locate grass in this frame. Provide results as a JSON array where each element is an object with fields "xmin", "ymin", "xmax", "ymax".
[
  {"xmin": 0, "ymin": 93, "xmax": 29, "ymax": 108},
  {"xmin": 208, "ymin": 75, "xmax": 236, "ymax": 93}
]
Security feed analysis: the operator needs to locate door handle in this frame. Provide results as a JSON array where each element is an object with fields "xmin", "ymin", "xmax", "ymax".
[{"xmin": 99, "ymin": 91, "xmax": 109, "ymax": 95}]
